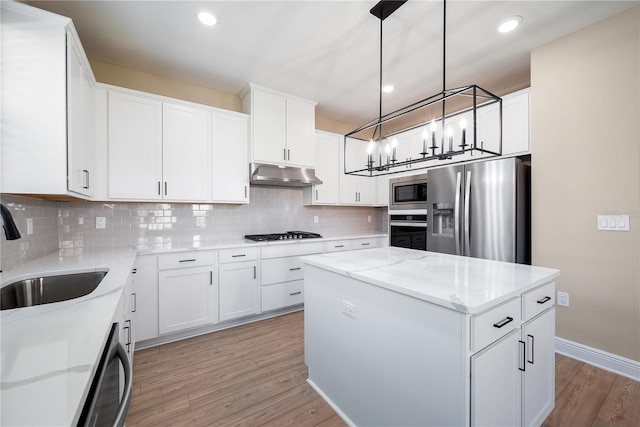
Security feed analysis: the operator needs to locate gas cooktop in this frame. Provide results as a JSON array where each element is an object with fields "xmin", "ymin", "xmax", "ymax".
[{"xmin": 244, "ymin": 231, "xmax": 322, "ymax": 242}]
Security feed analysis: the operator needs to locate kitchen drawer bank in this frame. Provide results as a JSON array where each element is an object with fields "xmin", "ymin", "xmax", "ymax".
[
  {"xmin": 0, "ymin": 248, "xmax": 137, "ymax": 427},
  {"xmin": 301, "ymin": 247, "xmax": 560, "ymax": 427},
  {"xmin": 134, "ymin": 235, "xmax": 387, "ymax": 349}
]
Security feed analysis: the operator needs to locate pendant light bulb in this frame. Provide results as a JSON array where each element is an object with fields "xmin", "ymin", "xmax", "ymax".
[
  {"xmin": 384, "ymin": 142, "xmax": 392, "ymax": 154},
  {"xmin": 367, "ymin": 139, "xmax": 375, "ymax": 155},
  {"xmin": 446, "ymin": 126, "xmax": 453, "ymax": 137},
  {"xmin": 430, "ymin": 118, "xmax": 437, "ymax": 133},
  {"xmin": 459, "ymin": 117, "xmax": 467, "ymax": 129},
  {"xmin": 391, "ymin": 137, "xmax": 398, "ymax": 148}
]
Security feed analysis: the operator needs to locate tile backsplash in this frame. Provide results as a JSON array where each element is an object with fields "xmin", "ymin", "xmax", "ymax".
[{"xmin": 1, "ymin": 187, "xmax": 387, "ymax": 271}]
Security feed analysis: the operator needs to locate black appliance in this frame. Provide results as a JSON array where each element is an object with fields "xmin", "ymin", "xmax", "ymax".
[
  {"xmin": 389, "ymin": 213, "xmax": 427, "ymax": 250},
  {"xmin": 244, "ymin": 231, "xmax": 322, "ymax": 242}
]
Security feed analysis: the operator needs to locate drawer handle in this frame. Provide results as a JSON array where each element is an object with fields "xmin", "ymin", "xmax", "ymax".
[
  {"xmin": 289, "ymin": 291, "xmax": 302, "ymax": 296},
  {"xmin": 289, "ymin": 267, "xmax": 301, "ymax": 271},
  {"xmin": 493, "ymin": 316, "xmax": 514, "ymax": 329},
  {"xmin": 361, "ymin": 243, "xmax": 370, "ymax": 246},
  {"xmin": 334, "ymin": 245, "xmax": 344, "ymax": 248},
  {"xmin": 232, "ymin": 254, "xmax": 246, "ymax": 258},
  {"xmin": 519, "ymin": 340, "xmax": 526, "ymax": 372},
  {"xmin": 527, "ymin": 334, "xmax": 534, "ymax": 364},
  {"xmin": 179, "ymin": 259, "xmax": 196, "ymax": 263},
  {"xmin": 537, "ymin": 296, "xmax": 551, "ymax": 304}
]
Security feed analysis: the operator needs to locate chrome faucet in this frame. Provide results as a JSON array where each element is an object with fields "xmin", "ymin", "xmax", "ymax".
[{"xmin": 1, "ymin": 204, "xmax": 21, "ymax": 240}]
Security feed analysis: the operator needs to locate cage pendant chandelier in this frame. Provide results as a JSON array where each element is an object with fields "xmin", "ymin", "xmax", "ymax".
[{"xmin": 344, "ymin": 0, "xmax": 503, "ymax": 177}]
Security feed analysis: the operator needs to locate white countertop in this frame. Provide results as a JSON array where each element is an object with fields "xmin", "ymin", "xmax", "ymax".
[
  {"xmin": 301, "ymin": 247, "xmax": 560, "ymax": 314},
  {"xmin": 0, "ymin": 248, "xmax": 137, "ymax": 427},
  {"xmin": 0, "ymin": 233, "xmax": 386, "ymax": 426}
]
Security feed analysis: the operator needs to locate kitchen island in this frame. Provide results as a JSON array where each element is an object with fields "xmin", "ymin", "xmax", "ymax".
[{"xmin": 301, "ymin": 247, "xmax": 560, "ymax": 427}]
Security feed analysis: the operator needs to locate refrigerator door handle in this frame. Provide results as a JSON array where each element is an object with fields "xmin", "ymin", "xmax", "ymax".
[
  {"xmin": 464, "ymin": 170, "xmax": 472, "ymax": 255},
  {"xmin": 454, "ymin": 171, "xmax": 462, "ymax": 255}
]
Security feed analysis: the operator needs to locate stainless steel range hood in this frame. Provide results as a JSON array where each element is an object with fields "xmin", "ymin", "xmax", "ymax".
[{"xmin": 250, "ymin": 163, "xmax": 322, "ymax": 187}]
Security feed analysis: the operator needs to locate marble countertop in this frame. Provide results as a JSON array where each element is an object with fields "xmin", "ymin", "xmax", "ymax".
[
  {"xmin": 0, "ymin": 233, "xmax": 386, "ymax": 425},
  {"xmin": 300, "ymin": 247, "xmax": 560, "ymax": 314},
  {"xmin": 0, "ymin": 248, "xmax": 137, "ymax": 427}
]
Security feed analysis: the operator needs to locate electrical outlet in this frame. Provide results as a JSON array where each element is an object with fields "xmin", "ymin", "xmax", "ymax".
[
  {"xmin": 26, "ymin": 218, "xmax": 33, "ymax": 235},
  {"xmin": 367, "ymin": 215, "xmax": 372, "ymax": 223},
  {"xmin": 314, "ymin": 215, "xmax": 319, "ymax": 224},
  {"xmin": 342, "ymin": 300, "xmax": 356, "ymax": 318},
  {"xmin": 96, "ymin": 217, "xmax": 106, "ymax": 229},
  {"xmin": 557, "ymin": 291, "xmax": 569, "ymax": 307}
]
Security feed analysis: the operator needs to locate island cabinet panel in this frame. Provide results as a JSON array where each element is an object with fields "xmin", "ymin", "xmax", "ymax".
[
  {"xmin": 304, "ymin": 266, "xmax": 468, "ymax": 427},
  {"xmin": 470, "ymin": 329, "xmax": 522, "ymax": 427}
]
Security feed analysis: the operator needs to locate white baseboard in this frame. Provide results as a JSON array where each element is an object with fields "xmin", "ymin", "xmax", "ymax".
[
  {"xmin": 555, "ymin": 337, "xmax": 640, "ymax": 381},
  {"xmin": 307, "ymin": 378, "xmax": 356, "ymax": 427}
]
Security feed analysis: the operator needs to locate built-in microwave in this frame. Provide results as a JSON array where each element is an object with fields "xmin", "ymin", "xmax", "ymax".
[{"xmin": 389, "ymin": 173, "xmax": 428, "ymax": 210}]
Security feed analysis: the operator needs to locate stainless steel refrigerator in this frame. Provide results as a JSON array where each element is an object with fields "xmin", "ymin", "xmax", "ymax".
[{"xmin": 427, "ymin": 156, "xmax": 530, "ymax": 264}]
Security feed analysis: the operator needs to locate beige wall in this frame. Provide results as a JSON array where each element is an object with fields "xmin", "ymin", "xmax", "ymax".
[
  {"xmin": 90, "ymin": 59, "xmax": 354, "ymax": 135},
  {"xmin": 531, "ymin": 6, "xmax": 640, "ymax": 361}
]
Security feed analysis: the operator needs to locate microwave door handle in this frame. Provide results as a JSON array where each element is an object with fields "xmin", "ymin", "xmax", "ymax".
[
  {"xmin": 113, "ymin": 343, "xmax": 133, "ymax": 427},
  {"xmin": 454, "ymin": 171, "xmax": 462, "ymax": 255},
  {"xmin": 464, "ymin": 170, "xmax": 472, "ymax": 255}
]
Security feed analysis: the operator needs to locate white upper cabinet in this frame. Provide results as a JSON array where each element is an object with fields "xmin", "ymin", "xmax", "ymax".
[
  {"xmin": 108, "ymin": 91, "xmax": 163, "ymax": 200},
  {"xmin": 211, "ymin": 110, "xmax": 250, "ymax": 203},
  {"xmin": 66, "ymin": 33, "xmax": 94, "ymax": 197},
  {"xmin": 108, "ymin": 90, "xmax": 211, "ymax": 201},
  {"xmin": 162, "ymin": 102, "xmax": 210, "ymax": 201},
  {"xmin": 0, "ymin": 2, "xmax": 95, "ymax": 198},
  {"xmin": 304, "ymin": 131, "xmax": 341, "ymax": 205},
  {"xmin": 478, "ymin": 89, "xmax": 530, "ymax": 157},
  {"xmin": 340, "ymin": 138, "xmax": 377, "ymax": 205},
  {"xmin": 241, "ymin": 83, "xmax": 316, "ymax": 168}
]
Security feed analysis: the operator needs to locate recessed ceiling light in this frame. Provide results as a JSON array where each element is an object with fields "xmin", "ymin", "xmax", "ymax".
[
  {"xmin": 382, "ymin": 85, "xmax": 394, "ymax": 93},
  {"xmin": 198, "ymin": 12, "xmax": 217, "ymax": 26},
  {"xmin": 498, "ymin": 16, "xmax": 523, "ymax": 33}
]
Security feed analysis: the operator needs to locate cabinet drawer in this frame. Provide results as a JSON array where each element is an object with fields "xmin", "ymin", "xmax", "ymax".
[
  {"xmin": 523, "ymin": 281, "xmax": 555, "ymax": 322},
  {"xmin": 261, "ymin": 257, "xmax": 304, "ymax": 286},
  {"xmin": 471, "ymin": 297, "xmax": 521, "ymax": 352},
  {"xmin": 325, "ymin": 240, "xmax": 352, "ymax": 252},
  {"xmin": 352, "ymin": 237, "xmax": 378, "ymax": 250},
  {"xmin": 219, "ymin": 247, "xmax": 258, "ymax": 263},
  {"xmin": 261, "ymin": 280, "xmax": 304, "ymax": 311},
  {"xmin": 158, "ymin": 251, "xmax": 216, "ymax": 270},
  {"xmin": 261, "ymin": 241, "xmax": 324, "ymax": 259}
]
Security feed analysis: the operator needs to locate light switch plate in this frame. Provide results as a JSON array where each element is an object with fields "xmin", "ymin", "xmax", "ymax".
[{"xmin": 597, "ymin": 215, "xmax": 629, "ymax": 231}]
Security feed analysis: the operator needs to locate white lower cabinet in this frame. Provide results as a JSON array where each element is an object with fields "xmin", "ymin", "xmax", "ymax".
[
  {"xmin": 157, "ymin": 251, "xmax": 218, "ymax": 334},
  {"xmin": 471, "ymin": 329, "xmax": 522, "ymax": 427},
  {"xmin": 132, "ymin": 254, "xmax": 159, "ymax": 342},
  {"xmin": 219, "ymin": 260, "xmax": 260, "ymax": 321},
  {"xmin": 261, "ymin": 280, "xmax": 304, "ymax": 312}
]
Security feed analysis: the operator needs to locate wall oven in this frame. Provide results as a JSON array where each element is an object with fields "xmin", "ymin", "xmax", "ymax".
[
  {"xmin": 389, "ymin": 211, "xmax": 427, "ymax": 251},
  {"xmin": 389, "ymin": 173, "xmax": 428, "ymax": 211}
]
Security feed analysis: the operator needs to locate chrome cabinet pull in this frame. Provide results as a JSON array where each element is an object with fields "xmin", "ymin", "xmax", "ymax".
[
  {"xmin": 132, "ymin": 293, "xmax": 137, "ymax": 312},
  {"xmin": 493, "ymin": 316, "xmax": 513, "ymax": 328},
  {"xmin": 289, "ymin": 291, "xmax": 302, "ymax": 296},
  {"xmin": 537, "ymin": 296, "xmax": 551, "ymax": 304},
  {"xmin": 82, "ymin": 169, "xmax": 90, "ymax": 189}
]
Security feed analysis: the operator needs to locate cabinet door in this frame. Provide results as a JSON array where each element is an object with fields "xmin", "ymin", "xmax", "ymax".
[
  {"xmin": 162, "ymin": 102, "xmax": 210, "ymax": 201},
  {"xmin": 158, "ymin": 266, "xmax": 217, "ymax": 334},
  {"xmin": 522, "ymin": 308, "xmax": 555, "ymax": 427},
  {"xmin": 211, "ymin": 111, "xmax": 249, "ymax": 203},
  {"xmin": 471, "ymin": 329, "xmax": 522, "ymax": 427},
  {"xmin": 285, "ymin": 97, "xmax": 315, "ymax": 167},
  {"xmin": 252, "ymin": 89, "xmax": 286, "ymax": 164},
  {"xmin": 340, "ymin": 138, "xmax": 363, "ymax": 204},
  {"xmin": 66, "ymin": 35, "xmax": 93, "ymax": 196},
  {"xmin": 219, "ymin": 261, "xmax": 259, "ymax": 321},
  {"xmin": 133, "ymin": 255, "xmax": 160, "ymax": 342},
  {"xmin": 357, "ymin": 175, "xmax": 377, "ymax": 205},
  {"xmin": 478, "ymin": 90, "xmax": 530, "ymax": 157},
  {"xmin": 108, "ymin": 91, "xmax": 163, "ymax": 199},
  {"xmin": 312, "ymin": 131, "xmax": 340, "ymax": 204}
]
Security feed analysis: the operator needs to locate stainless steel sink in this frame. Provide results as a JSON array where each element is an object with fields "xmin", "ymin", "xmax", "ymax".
[{"xmin": 1, "ymin": 271, "xmax": 108, "ymax": 310}]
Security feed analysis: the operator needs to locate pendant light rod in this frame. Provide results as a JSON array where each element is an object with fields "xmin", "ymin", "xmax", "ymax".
[{"xmin": 441, "ymin": 0, "xmax": 447, "ymax": 142}]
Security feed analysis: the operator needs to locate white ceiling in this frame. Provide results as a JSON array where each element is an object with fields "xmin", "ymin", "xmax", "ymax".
[{"xmin": 24, "ymin": 0, "xmax": 638, "ymax": 127}]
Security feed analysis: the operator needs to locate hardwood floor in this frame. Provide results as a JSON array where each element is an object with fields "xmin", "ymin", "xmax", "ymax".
[{"xmin": 127, "ymin": 311, "xmax": 639, "ymax": 427}]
